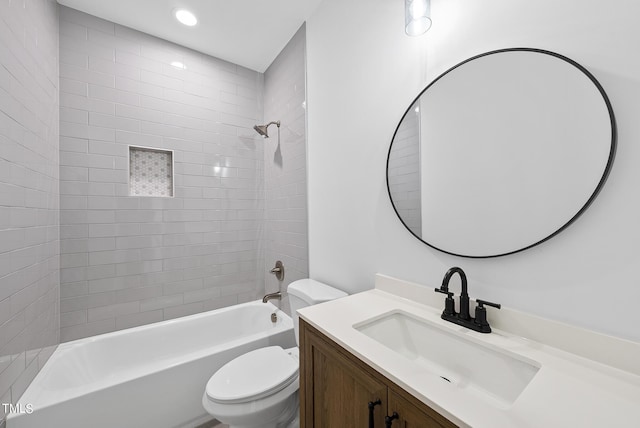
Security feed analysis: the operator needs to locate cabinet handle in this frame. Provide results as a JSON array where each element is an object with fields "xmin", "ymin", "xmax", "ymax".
[
  {"xmin": 368, "ymin": 399, "xmax": 382, "ymax": 428},
  {"xmin": 385, "ymin": 412, "xmax": 399, "ymax": 428}
]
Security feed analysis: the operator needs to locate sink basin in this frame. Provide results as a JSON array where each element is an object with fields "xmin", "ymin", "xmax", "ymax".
[{"xmin": 354, "ymin": 310, "xmax": 540, "ymax": 408}]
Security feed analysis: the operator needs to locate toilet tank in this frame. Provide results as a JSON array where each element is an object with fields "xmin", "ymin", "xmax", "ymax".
[{"xmin": 288, "ymin": 279, "xmax": 347, "ymax": 346}]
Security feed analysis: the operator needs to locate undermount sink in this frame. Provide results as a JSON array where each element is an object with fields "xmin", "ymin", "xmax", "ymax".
[{"xmin": 354, "ymin": 310, "xmax": 540, "ymax": 408}]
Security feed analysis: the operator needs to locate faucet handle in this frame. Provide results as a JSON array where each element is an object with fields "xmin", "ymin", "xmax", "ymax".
[
  {"xmin": 434, "ymin": 287, "xmax": 453, "ymax": 297},
  {"xmin": 434, "ymin": 288, "xmax": 455, "ymax": 316},
  {"xmin": 476, "ymin": 299, "xmax": 501, "ymax": 310},
  {"xmin": 474, "ymin": 299, "xmax": 501, "ymax": 332}
]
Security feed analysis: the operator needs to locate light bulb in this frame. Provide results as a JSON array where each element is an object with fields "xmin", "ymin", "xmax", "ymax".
[{"xmin": 174, "ymin": 9, "xmax": 197, "ymax": 27}]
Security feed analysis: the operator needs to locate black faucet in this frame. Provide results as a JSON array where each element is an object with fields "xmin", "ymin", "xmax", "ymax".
[{"xmin": 435, "ymin": 267, "xmax": 501, "ymax": 333}]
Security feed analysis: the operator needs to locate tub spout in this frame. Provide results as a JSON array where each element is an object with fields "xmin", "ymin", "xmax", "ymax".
[{"xmin": 262, "ymin": 292, "xmax": 282, "ymax": 303}]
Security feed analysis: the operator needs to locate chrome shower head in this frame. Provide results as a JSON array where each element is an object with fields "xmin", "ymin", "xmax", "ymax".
[
  {"xmin": 253, "ymin": 120, "xmax": 280, "ymax": 138},
  {"xmin": 253, "ymin": 124, "xmax": 269, "ymax": 137}
]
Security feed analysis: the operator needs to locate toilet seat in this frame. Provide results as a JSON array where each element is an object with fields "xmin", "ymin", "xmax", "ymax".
[{"xmin": 206, "ymin": 346, "xmax": 299, "ymax": 404}]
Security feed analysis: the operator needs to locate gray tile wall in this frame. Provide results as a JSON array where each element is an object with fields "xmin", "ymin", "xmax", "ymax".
[
  {"xmin": 388, "ymin": 102, "xmax": 421, "ymax": 236},
  {"xmin": 263, "ymin": 25, "xmax": 309, "ymax": 313},
  {"xmin": 58, "ymin": 7, "xmax": 265, "ymax": 341},
  {"xmin": 0, "ymin": 0, "xmax": 60, "ymax": 424}
]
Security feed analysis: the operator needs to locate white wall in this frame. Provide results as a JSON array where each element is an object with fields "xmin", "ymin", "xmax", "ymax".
[
  {"xmin": 263, "ymin": 25, "xmax": 309, "ymax": 314},
  {"xmin": 0, "ymin": 0, "xmax": 59, "ymax": 422},
  {"xmin": 306, "ymin": 0, "xmax": 640, "ymax": 342}
]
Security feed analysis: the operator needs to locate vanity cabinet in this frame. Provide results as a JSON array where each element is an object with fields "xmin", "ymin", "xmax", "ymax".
[{"xmin": 300, "ymin": 319, "xmax": 457, "ymax": 428}]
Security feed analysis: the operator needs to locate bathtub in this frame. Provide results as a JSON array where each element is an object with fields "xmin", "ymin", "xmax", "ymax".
[{"xmin": 7, "ymin": 300, "xmax": 296, "ymax": 428}]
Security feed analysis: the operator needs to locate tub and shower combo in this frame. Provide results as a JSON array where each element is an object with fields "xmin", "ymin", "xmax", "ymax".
[{"xmin": 7, "ymin": 300, "xmax": 295, "ymax": 428}]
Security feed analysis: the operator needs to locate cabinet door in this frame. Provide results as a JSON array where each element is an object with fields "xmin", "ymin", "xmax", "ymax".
[
  {"xmin": 301, "ymin": 320, "xmax": 387, "ymax": 428},
  {"xmin": 387, "ymin": 389, "xmax": 457, "ymax": 428}
]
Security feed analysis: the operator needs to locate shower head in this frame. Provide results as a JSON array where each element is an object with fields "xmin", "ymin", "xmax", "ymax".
[
  {"xmin": 253, "ymin": 124, "xmax": 269, "ymax": 137},
  {"xmin": 253, "ymin": 120, "xmax": 280, "ymax": 138}
]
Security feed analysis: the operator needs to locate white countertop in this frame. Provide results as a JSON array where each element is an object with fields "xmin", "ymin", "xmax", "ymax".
[{"xmin": 298, "ymin": 277, "xmax": 640, "ymax": 428}]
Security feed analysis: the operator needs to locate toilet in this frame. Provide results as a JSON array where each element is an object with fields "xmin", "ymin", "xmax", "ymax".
[{"xmin": 202, "ymin": 279, "xmax": 347, "ymax": 428}]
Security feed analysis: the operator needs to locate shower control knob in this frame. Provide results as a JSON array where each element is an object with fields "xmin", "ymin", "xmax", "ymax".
[{"xmin": 270, "ymin": 261, "xmax": 285, "ymax": 281}]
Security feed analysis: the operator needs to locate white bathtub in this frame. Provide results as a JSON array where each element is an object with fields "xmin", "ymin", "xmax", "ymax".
[{"xmin": 7, "ymin": 300, "xmax": 296, "ymax": 428}]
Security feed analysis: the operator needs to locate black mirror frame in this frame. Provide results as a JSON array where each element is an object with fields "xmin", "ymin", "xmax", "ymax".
[{"xmin": 386, "ymin": 47, "xmax": 617, "ymax": 258}]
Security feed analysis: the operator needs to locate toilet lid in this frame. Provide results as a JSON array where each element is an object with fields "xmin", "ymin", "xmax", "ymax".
[{"xmin": 206, "ymin": 346, "xmax": 299, "ymax": 404}]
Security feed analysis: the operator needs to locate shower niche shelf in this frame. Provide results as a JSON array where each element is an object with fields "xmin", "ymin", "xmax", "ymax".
[{"xmin": 129, "ymin": 146, "xmax": 174, "ymax": 197}]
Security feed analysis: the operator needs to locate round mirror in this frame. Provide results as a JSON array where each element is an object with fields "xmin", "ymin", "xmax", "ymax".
[{"xmin": 387, "ymin": 48, "xmax": 616, "ymax": 258}]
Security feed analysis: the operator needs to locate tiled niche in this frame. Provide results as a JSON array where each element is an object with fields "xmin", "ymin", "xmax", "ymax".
[{"xmin": 128, "ymin": 146, "xmax": 174, "ymax": 197}]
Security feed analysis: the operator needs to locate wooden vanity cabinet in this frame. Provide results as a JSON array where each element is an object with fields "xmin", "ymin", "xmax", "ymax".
[
  {"xmin": 300, "ymin": 319, "xmax": 457, "ymax": 428},
  {"xmin": 386, "ymin": 389, "xmax": 454, "ymax": 428}
]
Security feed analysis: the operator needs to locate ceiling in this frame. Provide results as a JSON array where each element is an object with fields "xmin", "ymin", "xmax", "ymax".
[{"xmin": 56, "ymin": 0, "xmax": 323, "ymax": 72}]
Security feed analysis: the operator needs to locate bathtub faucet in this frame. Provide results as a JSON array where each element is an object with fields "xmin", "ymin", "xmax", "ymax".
[{"xmin": 262, "ymin": 292, "xmax": 282, "ymax": 303}]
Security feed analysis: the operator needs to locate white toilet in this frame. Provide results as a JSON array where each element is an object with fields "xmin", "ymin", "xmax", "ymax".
[{"xmin": 202, "ymin": 279, "xmax": 347, "ymax": 428}]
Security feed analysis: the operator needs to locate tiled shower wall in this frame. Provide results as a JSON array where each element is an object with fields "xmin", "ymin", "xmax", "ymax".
[
  {"xmin": 387, "ymin": 103, "xmax": 421, "ymax": 236},
  {"xmin": 58, "ymin": 7, "xmax": 264, "ymax": 341},
  {"xmin": 263, "ymin": 25, "xmax": 309, "ymax": 312},
  {"xmin": 0, "ymin": 0, "xmax": 60, "ymax": 423}
]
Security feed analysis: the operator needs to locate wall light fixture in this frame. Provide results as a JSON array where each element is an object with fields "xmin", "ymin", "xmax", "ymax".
[{"xmin": 405, "ymin": 0, "xmax": 431, "ymax": 36}]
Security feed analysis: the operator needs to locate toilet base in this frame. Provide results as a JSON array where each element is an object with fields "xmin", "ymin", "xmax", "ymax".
[
  {"xmin": 286, "ymin": 412, "xmax": 300, "ymax": 428},
  {"xmin": 203, "ymin": 379, "xmax": 299, "ymax": 428},
  {"xmin": 227, "ymin": 393, "xmax": 298, "ymax": 428}
]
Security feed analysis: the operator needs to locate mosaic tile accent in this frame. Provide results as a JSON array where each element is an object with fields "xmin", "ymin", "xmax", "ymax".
[{"xmin": 129, "ymin": 147, "xmax": 174, "ymax": 197}]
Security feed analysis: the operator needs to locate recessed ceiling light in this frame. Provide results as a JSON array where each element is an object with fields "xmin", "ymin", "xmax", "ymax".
[{"xmin": 174, "ymin": 9, "xmax": 197, "ymax": 26}]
